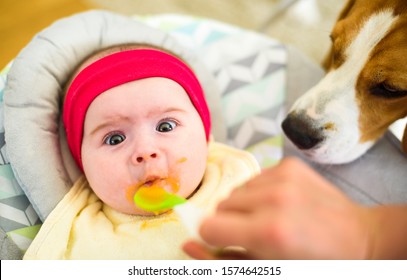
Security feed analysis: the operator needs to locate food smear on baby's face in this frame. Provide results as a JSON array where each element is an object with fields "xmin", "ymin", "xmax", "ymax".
[
  {"xmin": 177, "ymin": 157, "xmax": 188, "ymax": 164},
  {"xmin": 129, "ymin": 157, "xmax": 188, "ymax": 215},
  {"xmin": 136, "ymin": 185, "xmax": 171, "ymax": 212},
  {"xmin": 132, "ymin": 178, "xmax": 185, "ymax": 215}
]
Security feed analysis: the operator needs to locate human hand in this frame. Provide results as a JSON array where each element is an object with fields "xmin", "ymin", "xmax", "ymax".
[{"xmin": 183, "ymin": 157, "xmax": 374, "ymax": 259}]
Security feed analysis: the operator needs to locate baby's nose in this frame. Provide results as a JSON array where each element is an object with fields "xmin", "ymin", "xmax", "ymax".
[{"xmin": 135, "ymin": 153, "xmax": 158, "ymax": 163}]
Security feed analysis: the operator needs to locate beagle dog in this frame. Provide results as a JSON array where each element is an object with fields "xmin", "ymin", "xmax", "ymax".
[{"xmin": 282, "ymin": 0, "xmax": 407, "ymax": 164}]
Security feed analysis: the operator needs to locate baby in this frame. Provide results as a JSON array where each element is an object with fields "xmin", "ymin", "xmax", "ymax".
[
  {"xmin": 23, "ymin": 45, "xmax": 260, "ymax": 259},
  {"xmin": 65, "ymin": 45, "xmax": 211, "ymax": 216}
]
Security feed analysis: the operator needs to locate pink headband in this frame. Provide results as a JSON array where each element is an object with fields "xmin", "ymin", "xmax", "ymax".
[{"xmin": 63, "ymin": 49, "xmax": 211, "ymax": 170}]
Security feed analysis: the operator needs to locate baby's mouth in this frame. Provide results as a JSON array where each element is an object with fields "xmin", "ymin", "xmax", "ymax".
[
  {"xmin": 125, "ymin": 176, "xmax": 182, "ymax": 209},
  {"xmin": 138, "ymin": 177, "xmax": 179, "ymax": 194},
  {"xmin": 140, "ymin": 180, "xmax": 155, "ymax": 187}
]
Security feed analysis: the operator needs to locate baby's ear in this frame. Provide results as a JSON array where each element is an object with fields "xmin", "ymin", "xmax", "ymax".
[{"xmin": 402, "ymin": 123, "xmax": 407, "ymax": 153}]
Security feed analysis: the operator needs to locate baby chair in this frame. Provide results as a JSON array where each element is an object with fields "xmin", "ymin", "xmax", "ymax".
[{"xmin": 1, "ymin": 10, "xmax": 406, "ymax": 259}]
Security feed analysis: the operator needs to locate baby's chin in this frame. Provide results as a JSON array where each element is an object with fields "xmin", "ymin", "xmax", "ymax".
[
  {"xmin": 108, "ymin": 203, "xmax": 173, "ymax": 216},
  {"xmin": 132, "ymin": 208, "xmax": 172, "ymax": 216}
]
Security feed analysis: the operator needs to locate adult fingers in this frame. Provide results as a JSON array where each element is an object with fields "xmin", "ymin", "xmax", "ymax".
[
  {"xmin": 215, "ymin": 186, "xmax": 272, "ymax": 213},
  {"xmin": 183, "ymin": 241, "xmax": 252, "ymax": 260},
  {"xmin": 199, "ymin": 212, "xmax": 252, "ymax": 248},
  {"xmin": 182, "ymin": 241, "xmax": 217, "ymax": 260}
]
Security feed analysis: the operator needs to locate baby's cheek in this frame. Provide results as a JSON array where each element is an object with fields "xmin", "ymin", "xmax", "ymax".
[{"xmin": 181, "ymin": 157, "xmax": 206, "ymax": 196}]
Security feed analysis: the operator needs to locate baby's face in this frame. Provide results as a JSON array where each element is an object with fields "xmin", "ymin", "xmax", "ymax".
[{"xmin": 81, "ymin": 77, "xmax": 208, "ymax": 215}]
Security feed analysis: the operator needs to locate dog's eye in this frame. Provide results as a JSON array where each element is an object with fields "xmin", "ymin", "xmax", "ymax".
[{"xmin": 370, "ymin": 83, "xmax": 407, "ymax": 98}]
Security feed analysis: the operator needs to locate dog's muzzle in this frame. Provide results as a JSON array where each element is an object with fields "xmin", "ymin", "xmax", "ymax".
[{"xmin": 281, "ymin": 112, "xmax": 324, "ymax": 150}]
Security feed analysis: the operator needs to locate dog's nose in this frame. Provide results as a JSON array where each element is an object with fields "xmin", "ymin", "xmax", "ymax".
[{"xmin": 281, "ymin": 113, "xmax": 324, "ymax": 150}]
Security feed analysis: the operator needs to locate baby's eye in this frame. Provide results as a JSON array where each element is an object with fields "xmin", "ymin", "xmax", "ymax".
[
  {"xmin": 156, "ymin": 120, "xmax": 177, "ymax": 133},
  {"xmin": 104, "ymin": 133, "xmax": 126, "ymax": 145}
]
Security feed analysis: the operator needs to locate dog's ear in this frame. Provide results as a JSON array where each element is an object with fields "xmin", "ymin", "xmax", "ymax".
[
  {"xmin": 322, "ymin": 0, "xmax": 356, "ymax": 71},
  {"xmin": 337, "ymin": 0, "xmax": 356, "ymax": 21},
  {"xmin": 322, "ymin": 48, "xmax": 333, "ymax": 71},
  {"xmin": 402, "ymin": 124, "xmax": 407, "ymax": 153}
]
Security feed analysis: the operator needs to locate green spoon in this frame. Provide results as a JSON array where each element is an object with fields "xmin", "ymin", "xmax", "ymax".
[
  {"xmin": 133, "ymin": 185, "xmax": 187, "ymax": 212},
  {"xmin": 134, "ymin": 185, "xmax": 205, "ymax": 241}
]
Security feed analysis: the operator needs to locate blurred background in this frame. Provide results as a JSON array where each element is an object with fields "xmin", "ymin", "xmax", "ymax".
[{"xmin": 1, "ymin": 0, "xmax": 346, "ymax": 69}]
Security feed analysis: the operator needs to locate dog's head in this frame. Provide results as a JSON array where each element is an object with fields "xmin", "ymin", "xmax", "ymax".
[{"xmin": 282, "ymin": 0, "xmax": 407, "ymax": 164}]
